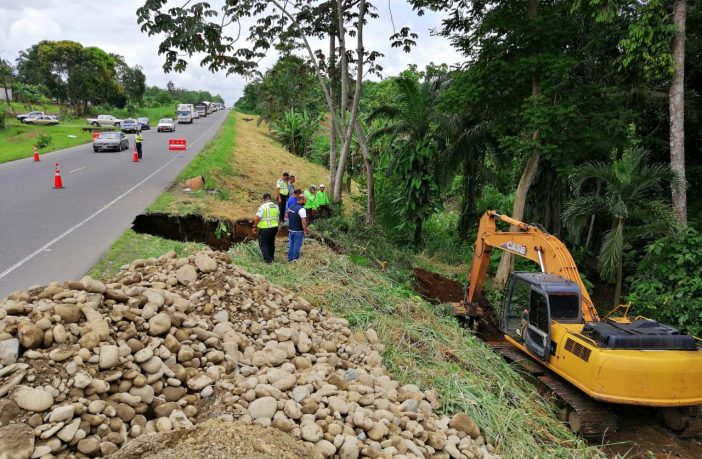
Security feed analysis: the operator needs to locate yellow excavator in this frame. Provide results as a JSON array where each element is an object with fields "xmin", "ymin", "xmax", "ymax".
[{"xmin": 455, "ymin": 210, "xmax": 702, "ymax": 437}]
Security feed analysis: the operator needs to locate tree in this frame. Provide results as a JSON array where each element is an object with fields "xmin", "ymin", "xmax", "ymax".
[
  {"xmin": 16, "ymin": 41, "xmax": 123, "ymax": 114},
  {"xmin": 670, "ymin": 0, "xmax": 687, "ymax": 225},
  {"xmin": 0, "ymin": 58, "xmax": 12, "ymax": 105},
  {"xmin": 113, "ymin": 55, "xmax": 147, "ymax": 104},
  {"xmin": 137, "ymin": 0, "xmax": 416, "ymax": 222},
  {"xmin": 368, "ymin": 75, "xmax": 445, "ymax": 245},
  {"xmin": 563, "ymin": 137, "xmax": 679, "ymax": 307}
]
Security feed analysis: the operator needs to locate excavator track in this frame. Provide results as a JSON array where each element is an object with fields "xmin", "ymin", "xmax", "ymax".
[
  {"xmin": 661, "ymin": 405, "xmax": 702, "ymax": 438},
  {"xmin": 489, "ymin": 342, "xmax": 617, "ymax": 439}
]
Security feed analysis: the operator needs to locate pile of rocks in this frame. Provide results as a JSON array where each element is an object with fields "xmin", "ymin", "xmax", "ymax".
[{"xmin": 0, "ymin": 249, "xmax": 498, "ymax": 459}]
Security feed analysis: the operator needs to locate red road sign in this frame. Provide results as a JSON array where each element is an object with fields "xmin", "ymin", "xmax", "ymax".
[{"xmin": 168, "ymin": 139, "xmax": 187, "ymax": 151}]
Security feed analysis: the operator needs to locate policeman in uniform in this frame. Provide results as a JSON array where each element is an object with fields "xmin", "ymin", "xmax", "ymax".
[
  {"xmin": 135, "ymin": 132, "xmax": 144, "ymax": 159},
  {"xmin": 275, "ymin": 172, "xmax": 290, "ymax": 222},
  {"xmin": 252, "ymin": 193, "xmax": 280, "ymax": 263}
]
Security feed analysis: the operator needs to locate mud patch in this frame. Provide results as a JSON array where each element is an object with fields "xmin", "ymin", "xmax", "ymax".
[{"xmin": 412, "ymin": 268, "xmax": 464, "ymax": 304}]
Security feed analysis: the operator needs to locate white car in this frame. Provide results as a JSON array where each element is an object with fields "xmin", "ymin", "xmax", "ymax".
[
  {"xmin": 86, "ymin": 114, "xmax": 123, "ymax": 127},
  {"xmin": 157, "ymin": 118, "xmax": 176, "ymax": 132}
]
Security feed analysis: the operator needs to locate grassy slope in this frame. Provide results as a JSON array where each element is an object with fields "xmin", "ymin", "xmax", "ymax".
[
  {"xmin": 0, "ymin": 103, "xmax": 177, "ymax": 163},
  {"xmin": 149, "ymin": 112, "xmax": 339, "ymax": 221},
  {"xmin": 90, "ymin": 111, "xmax": 598, "ymax": 458}
]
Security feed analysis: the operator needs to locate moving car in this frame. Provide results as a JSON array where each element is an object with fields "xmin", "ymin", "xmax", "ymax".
[
  {"xmin": 157, "ymin": 118, "xmax": 176, "ymax": 132},
  {"xmin": 16, "ymin": 111, "xmax": 45, "ymax": 123},
  {"xmin": 86, "ymin": 114, "xmax": 123, "ymax": 127},
  {"xmin": 121, "ymin": 119, "xmax": 141, "ymax": 133},
  {"xmin": 24, "ymin": 115, "xmax": 59, "ymax": 126},
  {"xmin": 137, "ymin": 117, "xmax": 151, "ymax": 130},
  {"xmin": 93, "ymin": 131, "xmax": 129, "ymax": 152}
]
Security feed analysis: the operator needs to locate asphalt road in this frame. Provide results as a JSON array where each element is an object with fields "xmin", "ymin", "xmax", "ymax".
[{"xmin": 0, "ymin": 110, "xmax": 228, "ymax": 297}]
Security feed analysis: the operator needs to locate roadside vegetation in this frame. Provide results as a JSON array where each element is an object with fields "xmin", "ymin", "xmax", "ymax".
[
  {"xmin": 0, "ymin": 42, "xmax": 225, "ymax": 163},
  {"xmin": 91, "ymin": 110, "xmax": 599, "ymax": 457}
]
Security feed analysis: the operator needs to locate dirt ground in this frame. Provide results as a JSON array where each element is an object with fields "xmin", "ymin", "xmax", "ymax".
[
  {"xmin": 412, "ymin": 267, "xmax": 464, "ymax": 303},
  {"xmin": 109, "ymin": 420, "xmax": 315, "ymax": 459}
]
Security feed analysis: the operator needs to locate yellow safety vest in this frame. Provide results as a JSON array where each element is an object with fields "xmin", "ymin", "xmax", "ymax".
[
  {"xmin": 277, "ymin": 178, "xmax": 289, "ymax": 196},
  {"xmin": 257, "ymin": 202, "xmax": 280, "ymax": 229},
  {"xmin": 135, "ymin": 134, "xmax": 143, "ymax": 143}
]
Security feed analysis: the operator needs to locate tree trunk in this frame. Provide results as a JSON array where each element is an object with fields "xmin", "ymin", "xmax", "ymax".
[
  {"xmin": 414, "ymin": 218, "xmax": 423, "ymax": 246},
  {"xmin": 585, "ymin": 180, "xmax": 601, "ymax": 249},
  {"xmin": 3, "ymin": 86, "xmax": 10, "ymax": 105},
  {"xmin": 355, "ymin": 119, "xmax": 376, "ymax": 225},
  {"xmin": 328, "ymin": 33, "xmax": 338, "ymax": 192},
  {"xmin": 670, "ymin": 0, "xmax": 687, "ymax": 225},
  {"xmin": 494, "ymin": 0, "xmax": 541, "ymax": 285},
  {"xmin": 332, "ymin": 0, "xmax": 366, "ymax": 202}
]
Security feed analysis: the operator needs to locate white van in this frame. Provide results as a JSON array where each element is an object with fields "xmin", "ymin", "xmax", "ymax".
[{"xmin": 176, "ymin": 104, "xmax": 194, "ymax": 124}]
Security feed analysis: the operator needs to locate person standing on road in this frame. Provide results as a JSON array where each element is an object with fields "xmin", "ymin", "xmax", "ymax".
[
  {"xmin": 287, "ymin": 194, "xmax": 308, "ymax": 262},
  {"xmin": 275, "ymin": 172, "xmax": 290, "ymax": 223},
  {"xmin": 252, "ymin": 193, "xmax": 279, "ymax": 263},
  {"xmin": 135, "ymin": 132, "xmax": 144, "ymax": 159}
]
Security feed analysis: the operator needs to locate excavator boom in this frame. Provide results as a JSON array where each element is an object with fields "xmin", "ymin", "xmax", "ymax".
[{"xmin": 465, "ymin": 211, "xmax": 599, "ymax": 322}]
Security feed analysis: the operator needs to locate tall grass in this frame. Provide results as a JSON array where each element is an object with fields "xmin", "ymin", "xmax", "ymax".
[{"xmin": 227, "ymin": 239, "xmax": 601, "ymax": 458}]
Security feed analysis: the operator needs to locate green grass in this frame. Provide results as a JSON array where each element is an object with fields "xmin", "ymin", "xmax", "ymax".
[
  {"xmin": 224, "ymin": 239, "xmax": 600, "ymax": 458},
  {"xmin": 0, "ymin": 120, "xmax": 95, "ymax": 163},
  {"xmin": 147, "ymin": 111, "xmax": 237, "ymax": 214},
  {"xmin": 0, "ymin": 103, "xmax": 179, "ymax": 163},
  {"xmin": 89, "ymin": 230, "xmax": 204, "ymax": 280}
]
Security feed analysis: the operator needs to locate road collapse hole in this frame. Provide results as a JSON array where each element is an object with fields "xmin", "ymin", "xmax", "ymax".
[
  {"xmin": 131, "ymin": 213, "xmax": 278, "ymax": 250},
  {"xmin": 131, "ymin": 213, "xmax": 349, "ymax": 254}
]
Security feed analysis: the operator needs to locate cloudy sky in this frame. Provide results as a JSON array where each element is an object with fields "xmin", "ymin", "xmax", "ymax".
[{"xmin": 0, "ymin": 1, "xmax": 463, "ymax": 105}]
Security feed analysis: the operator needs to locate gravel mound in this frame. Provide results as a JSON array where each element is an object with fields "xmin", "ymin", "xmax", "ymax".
[
  {"xmin": 0, "ymin": 249, "xmax": 499, "ymax": 459},
  {"xmin": 110, "ymin": 420, "xmax": 314, "ymax": 459}
]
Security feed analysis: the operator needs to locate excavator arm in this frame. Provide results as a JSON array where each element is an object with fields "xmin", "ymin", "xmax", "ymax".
[{"xmin": 460, "ymin": 211, "xmax": 599, "ymax": 322}]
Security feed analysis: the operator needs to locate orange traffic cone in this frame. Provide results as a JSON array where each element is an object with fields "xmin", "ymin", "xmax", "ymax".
[
  {"xmin": 53, "ymin": 163, "xmax": 64, "ymax": 189},
  {"xmin": 132, "ymin": 145, "xmax": 139, "ymax": 163},
  {"xmin": 33, "ymin": 146, "xmax": 40, "ymax": 162}
]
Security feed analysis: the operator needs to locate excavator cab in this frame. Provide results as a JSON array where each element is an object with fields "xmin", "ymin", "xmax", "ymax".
[{"xmin": 502, "ymin": 272, "xmax": 582, "ymax": 361}]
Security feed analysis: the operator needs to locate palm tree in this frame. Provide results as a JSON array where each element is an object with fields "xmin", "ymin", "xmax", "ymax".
[
  {"xmin": 563, "ymin": 144, "xmax": 680, "ymax": 307},
  {"xmin": 367, "ymin": 75, "xmax": 445, "ymax": 245}
]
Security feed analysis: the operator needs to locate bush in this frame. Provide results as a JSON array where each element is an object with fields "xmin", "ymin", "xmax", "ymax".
[
  {"xmin": 271, "ymin": 109, "xmax": 320, "ymax": 156},
  {"xmin": 36, "ymin": 133, "xmax": 52, "ymax": 148},
  {"xmin": 0, "ymin": 110, "xmax": 7, "ymax": 130},
  {"xmin": 309, "ymin": 134, "xmax": 330, "ymax": 166},
  {"xmin": 627, "ymin": 227, "xmax": 702, "ymax": 336}
]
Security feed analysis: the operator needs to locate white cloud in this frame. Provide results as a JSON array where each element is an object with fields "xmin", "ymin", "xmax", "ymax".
[{"xmin": 0, "ymin": 0, "xmax": 461, "ymax": 105}]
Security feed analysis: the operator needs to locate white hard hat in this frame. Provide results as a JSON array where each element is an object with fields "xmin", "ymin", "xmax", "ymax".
[{"xmin": 319, "ymin": 183, "xmax": 325, "ymax": 188}]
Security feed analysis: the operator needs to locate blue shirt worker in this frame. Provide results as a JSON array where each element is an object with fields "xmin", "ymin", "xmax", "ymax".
[
  {"xmin": 286, "ymin": 194, "xmax": 308, "ymax": 262},
  {"xmin": 286, "ymin": 189, "xmax": 302, "ymax": 217},
  {"xmin": 252, "ymin": 193, "xmax": 279, "ymax": 263}
]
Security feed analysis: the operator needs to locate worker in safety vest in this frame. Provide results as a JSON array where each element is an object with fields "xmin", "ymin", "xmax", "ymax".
[
  {"xmin": 135, "ymin": 133, "xmax": 144, "ymax": 159},
  {"xmin": 286, "ymin": 194, "xmax": 308, "ymax": 262},
  {"xmin": 316, "ymin": 183, "xmax": 331, "ymax": 218},
  {"xmin": 304, "ymin": 185, "xmax": 318, "ymax": 221},
  {"xmin": 275, "ymin": 172, "xmax": 290, "ymax": 223},
  {"xmin": 252, "ymin": 193, "xmax": 280, "ymax": 263}
]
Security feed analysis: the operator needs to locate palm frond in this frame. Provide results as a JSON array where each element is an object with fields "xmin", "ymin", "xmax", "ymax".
[{"xmin": 598, "ymin": 221, "xmax": 624, "ymax": 282}]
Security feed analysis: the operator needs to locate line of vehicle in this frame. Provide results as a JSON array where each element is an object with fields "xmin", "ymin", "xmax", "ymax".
[{"xmin": 0, "ymin": 153, "xmax": 184, "ymax": 281}]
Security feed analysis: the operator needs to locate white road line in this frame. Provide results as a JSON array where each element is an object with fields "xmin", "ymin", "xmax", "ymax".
[
  {"xmin": 69, "ymin": 166, "xmax": 88, "ymax": 173},
  {"xmin": 0, "ymin": 154, "xmax": 183, "ymax": 281}
]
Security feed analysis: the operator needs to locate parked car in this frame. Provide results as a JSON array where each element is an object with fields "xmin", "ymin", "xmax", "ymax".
[
  {"xmin": 121, "ymin": 119, "xmax": 141, "ymax": 133},
  {"xmin": 93, "ymin": 131, "xmax": 129, "ymax": 152},
  {"xmin": 157, "ymin": 118, "xmax": 176, "ymax": 132},
  {"xmin": 24, "ymin": 115, "xmax": 59, "ymax": 126},
  {"xmin": 86, "ymin": 115, "xmax": 123, "ymax": 127},
  {"xmin": 137, "ymin": 117, "xmax": 151, "ymax": 130},
  {"xmin": 16, "ymin": 111, "xmax": 45, "ymax": 123}
]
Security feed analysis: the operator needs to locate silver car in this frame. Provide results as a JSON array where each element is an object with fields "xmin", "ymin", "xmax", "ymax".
[
  {"xmin": 157, "ymin": 118, "xmax": 176, "ymax": 132},
  {"xmin": 93, "ymin": 131, "xmax": 129, "ymax": 152}
]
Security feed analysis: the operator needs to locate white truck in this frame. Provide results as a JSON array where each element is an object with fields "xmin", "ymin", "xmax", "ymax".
[
  {"xmin": 176, "ymin": 104, "xmax": 195, "ymax": 124},
  {"xmin": 86, "ymin": 115, "xmax": 123, "ymax": 127}
]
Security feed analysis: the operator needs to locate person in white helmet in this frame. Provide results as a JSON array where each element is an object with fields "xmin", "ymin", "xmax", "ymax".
[{"xmin": 316, "ymin": 183, "xmax": 331, "ymax": 218}]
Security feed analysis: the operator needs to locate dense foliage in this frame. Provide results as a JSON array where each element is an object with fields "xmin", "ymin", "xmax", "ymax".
[
  {"xmin": 221, "ymin": 1, "xmax": 702, "ymax": 327},
  {"xmin": 628, "ymin": 228, "xmax": 702, "ymax": 336}
]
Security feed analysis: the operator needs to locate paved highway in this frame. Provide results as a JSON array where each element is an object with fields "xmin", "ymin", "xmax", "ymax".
[{"xmin": 0, "ymin": 110, "xmax": 228, "ymax": 297}]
